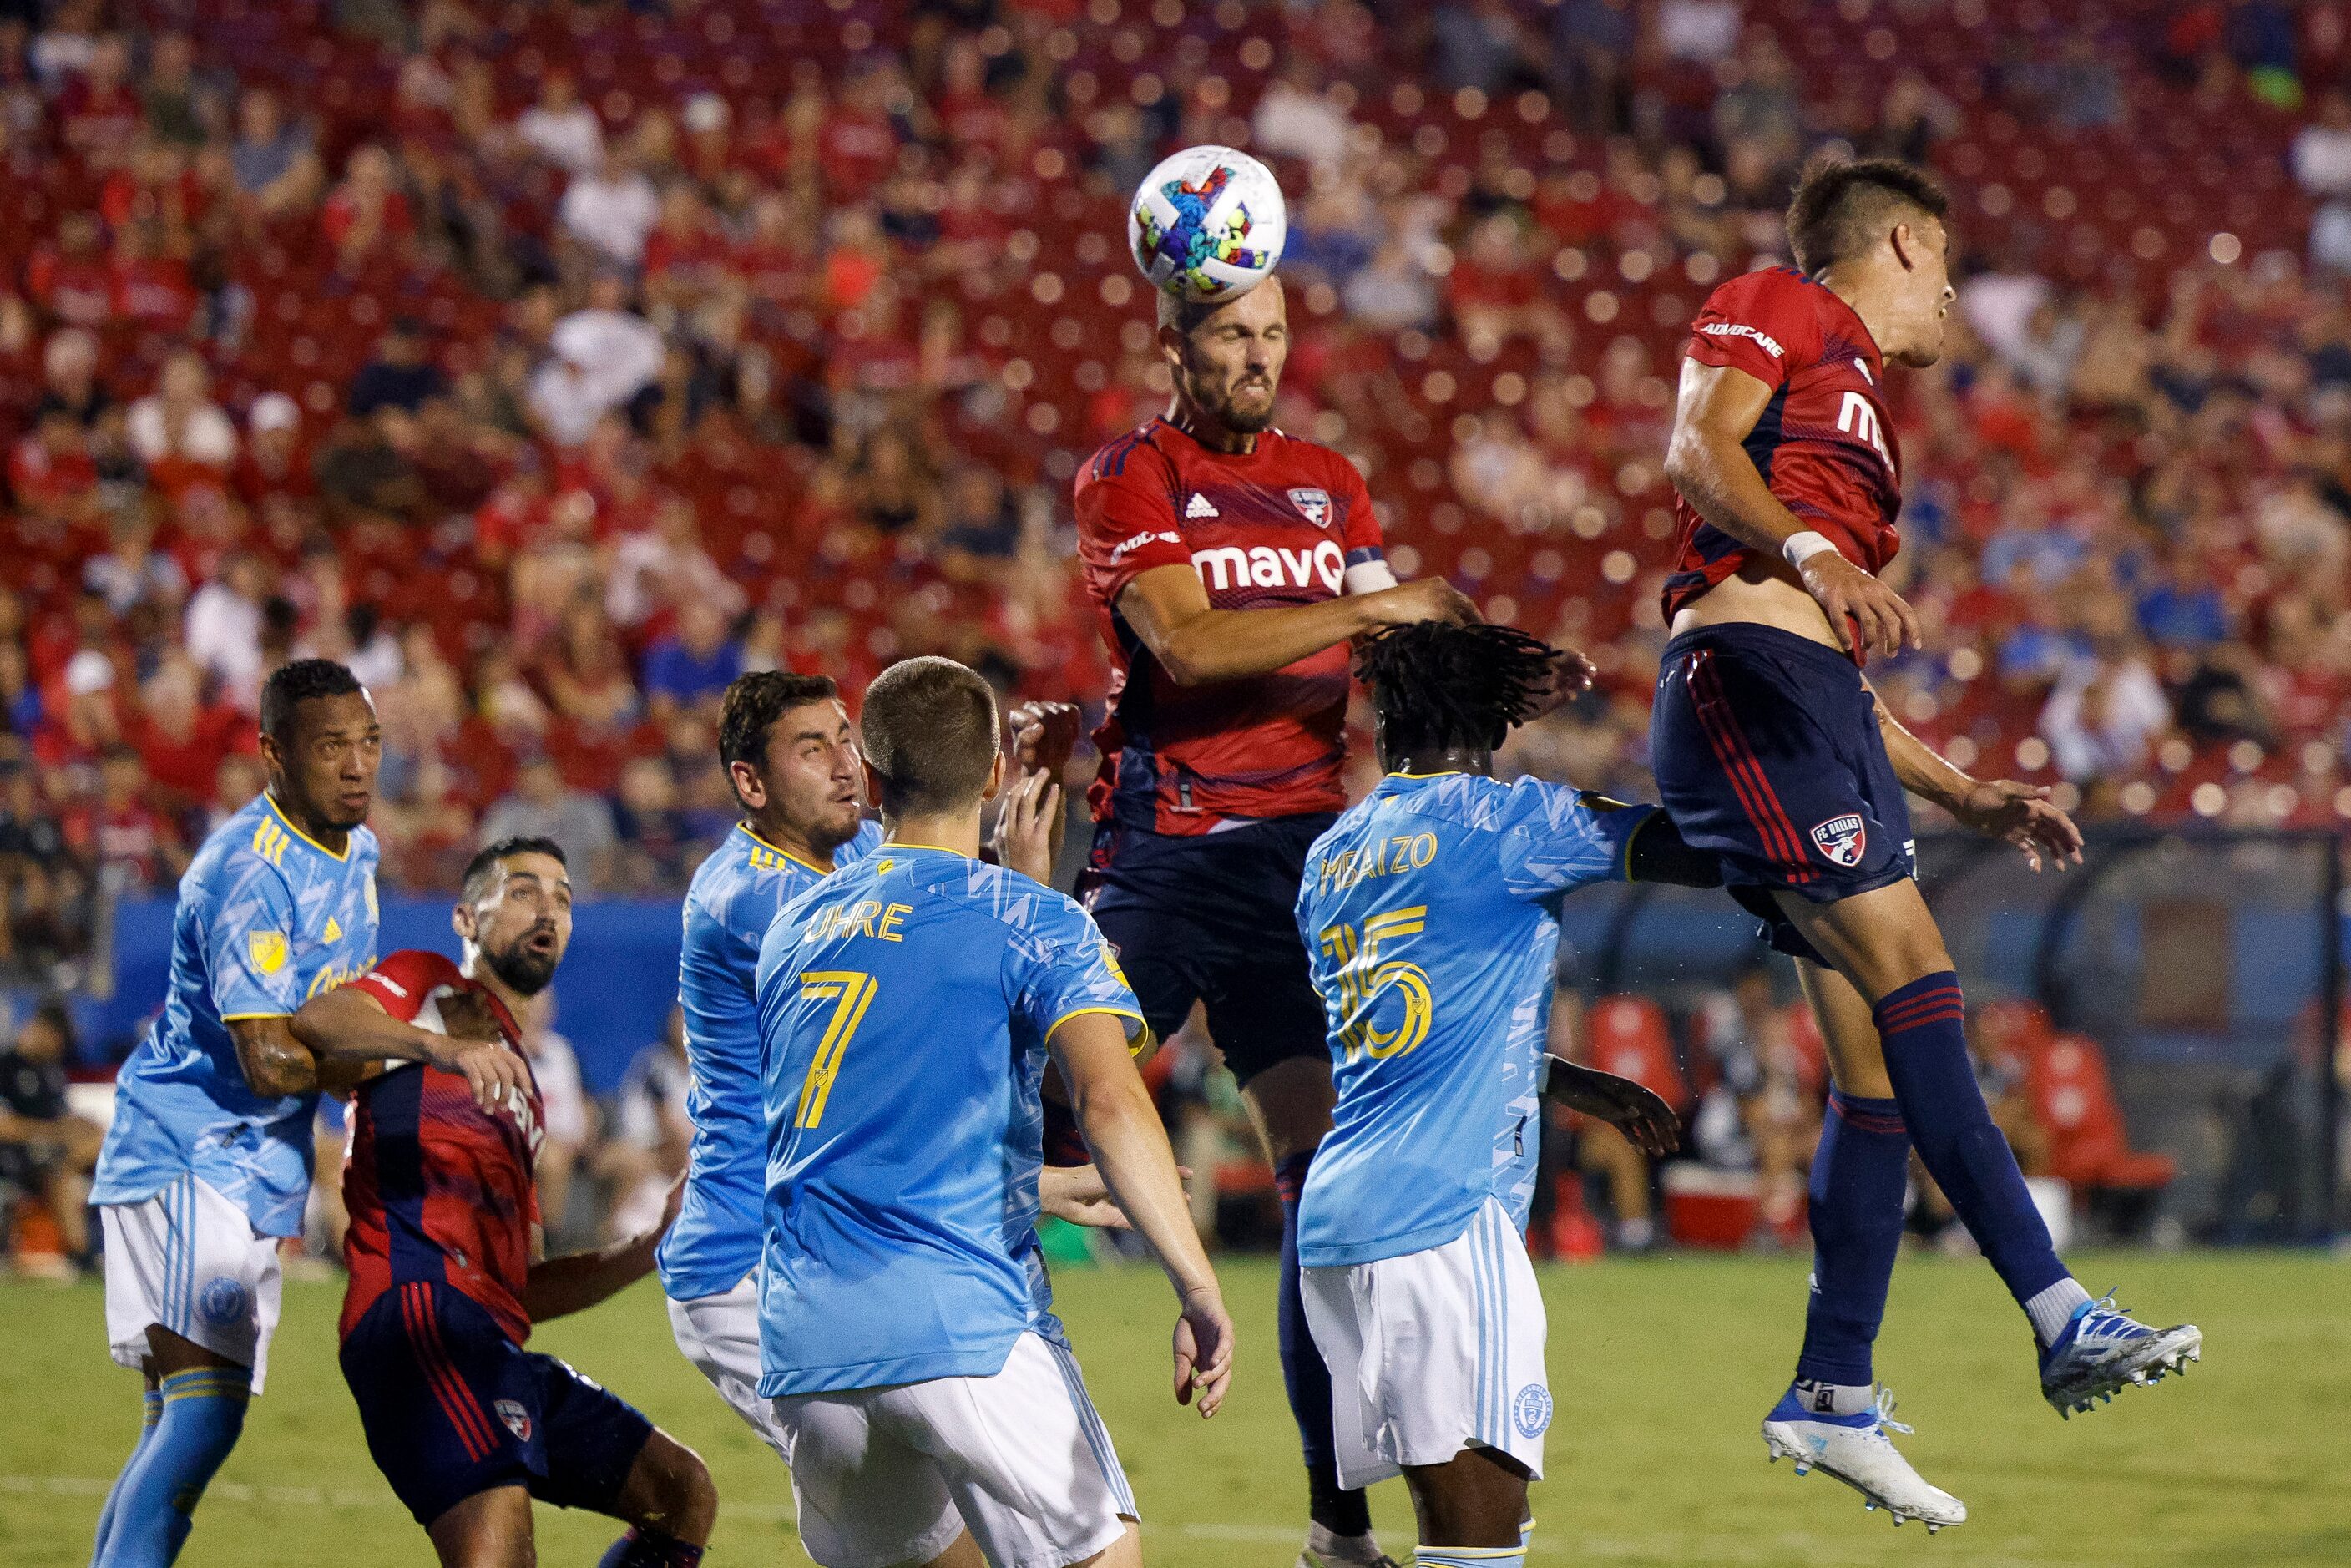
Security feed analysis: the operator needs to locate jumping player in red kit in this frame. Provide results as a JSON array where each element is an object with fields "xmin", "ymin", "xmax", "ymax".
[
  {"xmin": 1075, "ymin": 276, "xmax": 1475, "ymax": 1568},
  {"xmin": 292, "ymin": 837, "xmax": 716, "ymax": 1568},
  {"xmin": 1652, "ymin": 157, "xmax": 2201, "ymax": 1530}
]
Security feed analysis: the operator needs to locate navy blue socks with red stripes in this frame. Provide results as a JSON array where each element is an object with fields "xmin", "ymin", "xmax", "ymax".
[
  {"xmin": 597, "ymin": 1525, "xmax": 705, "ymax": 1568},
  {"xmin": 1276, "ymin": 1149, "xmax": 1371, "ymax": 1540},
  {"xmin": 1794, "ymin": 1090, "xmax": 1910, "ymax": 1393},
  {"xmin": 1871, "ymin": 972, "xmax": 2074, "ymax": 1315}
]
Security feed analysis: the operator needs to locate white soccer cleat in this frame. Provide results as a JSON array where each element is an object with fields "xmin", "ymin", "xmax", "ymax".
[
  {"xmin": 1296, "ymin": 1525, "xmax": 1400, "ymax": 1568},
  {"xmin": 2039, "ymin": 1289, "xmax": 2203, "ymax": 1418},
  {"xmin": 1761, "ymin": 1386, "xmax": 1968, "ymax": 1533}
]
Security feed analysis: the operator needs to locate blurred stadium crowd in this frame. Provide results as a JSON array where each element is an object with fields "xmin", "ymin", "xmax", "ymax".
[{"xmin": 3, "ymin": 0, "xmax": 2350, "ymax": 1252}]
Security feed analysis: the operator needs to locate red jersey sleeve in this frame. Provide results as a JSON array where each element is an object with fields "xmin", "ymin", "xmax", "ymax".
[
  {"xmin": 1074, "ymin": 432, "xmax": 1191, "ymax": 608},
  {"xmin": 1683, "ymin": 270, "xmax": 1821, "ymax": 391},
  {"xmin": 345, "ymin": 949, "xmax": 462, "ymax": 1024}
]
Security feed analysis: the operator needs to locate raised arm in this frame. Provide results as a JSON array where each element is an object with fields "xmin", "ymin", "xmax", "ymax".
[
  {"xmin": 1870, "ymin": 688, "xmax": 2082, "ymax": 873},
  {"xmin": 521, "ymin": 1176, "xmax": 680, "ymax": 1321},
  {"xmin": 1662, "ymin": 358, "xmax": 1921, "ymax": 658},
  {"xmin": 291, "ymin": 984, "xmax": 536, "ymax": 1112},
  {"xmin": 1578, "ymin": 794, "xmax": 1724, "ymax": 890},
  {"xmin": 994, "ymin": 700, "xmax": 1084, "ymax": 883},
  {"xmin": 1118, "ymin": 563, "xmax": 1475, "ymax": 687},
  {"xmin": 1049, "ymin": 1010, "xmax": 1231, "ymax": 1417}
]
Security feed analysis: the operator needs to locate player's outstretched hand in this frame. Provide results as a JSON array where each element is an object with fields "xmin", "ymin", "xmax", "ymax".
[
  {"xmin": 1007, "ymin": 699, "xmax": 1083, "ymax": 778},
  {"xmin": 1797, "ymin": 549, "xmax": 1921, "ymax": 660},
  {"xmin": 1544, "ymin": 1058, "xmax": 1681, "ymax": 1157},
  {"xmin": 1524, "ymin": 645, "xmax": 1599, "ymax": 721},
  {"xmin": 429, "ymin": 1036, "xmax": 533, "ymax": 1117},
  {"xmin": 1364, "ymin": 576, "xmax": 1481, "ymax": 630},
  {"xmin": 1954, "ymin": 778, "xmax": 2085, "ymax": 873},
  {"xmin": 1172, "ymin": 1284, "xmax": 1234, "ymax": 1419},
  {"xmin": 990, "ymin": 767, "xmax": 1062, "ymax": 885}
]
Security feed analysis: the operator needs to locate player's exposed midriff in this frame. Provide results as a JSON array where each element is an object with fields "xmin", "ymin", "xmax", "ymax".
[{"xmin": 1667, "ymin": 560, "xmax": 1850, "ymax": 655}]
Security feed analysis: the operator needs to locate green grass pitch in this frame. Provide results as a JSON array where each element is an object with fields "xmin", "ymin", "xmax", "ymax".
[{"xmin": 4, "ymin": 1252, "xmax": 2347, "ymax": 1566}]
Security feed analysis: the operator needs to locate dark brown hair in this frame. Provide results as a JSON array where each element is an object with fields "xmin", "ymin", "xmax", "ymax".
[{"xmin": 1786, "ymin": 156, "xmax": 1949, "ymax": 276}]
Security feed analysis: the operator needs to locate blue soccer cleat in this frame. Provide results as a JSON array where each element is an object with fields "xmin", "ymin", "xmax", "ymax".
[
  {"xmin": 2039, "ymin": 1289, "xmax": 2202, "ymax": 1418},
  {"xmin": 1761, "ymin": 1386, "xmax": 1967, "ymax": 1532}
]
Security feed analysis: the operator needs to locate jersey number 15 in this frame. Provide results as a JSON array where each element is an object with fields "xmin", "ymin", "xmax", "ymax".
[{"xmin": 1316, "ymin": 906, "xmax": 1433, "ymax": 1065}]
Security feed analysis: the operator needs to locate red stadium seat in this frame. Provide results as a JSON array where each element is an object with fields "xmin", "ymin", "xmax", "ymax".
[
  {"xmin": 2025, "ymin": 1032, "xmax": 2177, "ymax": 1198},
  {"xmin": 1582, "ymin": 994, "xmax": 1689, "ymax": 1110}
]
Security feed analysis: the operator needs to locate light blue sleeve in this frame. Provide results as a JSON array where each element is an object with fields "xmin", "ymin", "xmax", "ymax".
[
  {"xmin": 205, "ymin": 855, "xmax": 305, "ymax": 1019},
  {"xmin": 1494, "ymin": 778, "xmax": 1653, "ymax": 903},
  {"xmin": 1014, "ymin": 898, "xmax": 1146, "ymax": 1045}
]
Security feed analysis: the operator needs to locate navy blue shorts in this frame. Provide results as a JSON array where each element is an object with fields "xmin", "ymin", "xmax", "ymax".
[
  {"xmin": 1650, "ymin": 622, "xmax": 1915, "ymax": 964},
  {"xmin": 340, "ymin": 1281, "xmax": 653, "ymax": 1527},
  {"xmin": 1077, "ymin": 813, "xmax": 1334, "ymax": 1087}
]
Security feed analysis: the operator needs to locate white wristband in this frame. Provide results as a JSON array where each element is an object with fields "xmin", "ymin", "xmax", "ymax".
[{"xmin": 1782, "ymin": 530, "xmax": 1839, "ymax": 569}]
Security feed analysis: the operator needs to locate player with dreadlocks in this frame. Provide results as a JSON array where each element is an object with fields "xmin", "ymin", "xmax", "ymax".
[{"xmin": 1290, "ymin": 623, "xmax": 1716, "ymax": 1568}]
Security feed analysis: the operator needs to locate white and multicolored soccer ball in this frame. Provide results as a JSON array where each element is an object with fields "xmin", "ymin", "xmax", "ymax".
[{"xmin": 1127, "ymin": 145, "xmax": 1287, "ymax": 304}]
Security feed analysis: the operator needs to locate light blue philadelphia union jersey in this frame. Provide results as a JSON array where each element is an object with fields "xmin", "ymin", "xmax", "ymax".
[
  {"xmin": 658, "ymin": 818, "xmax": 882, "ymax": 1302},
  {"xmin": 1293, "ymin": 772, "xmax": 1651, "ymax": 1268},
  {"xmin": 92, "ymin": 792, "xmax": 380, "ymax": 1237},
  {"xmin": 754, "ymin": 844, "xmax": 1142, "ymax": 1397}
]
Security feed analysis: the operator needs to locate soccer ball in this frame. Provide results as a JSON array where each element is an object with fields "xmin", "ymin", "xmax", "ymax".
[{"xmin": 1127, "ymin": 145, "xmax": 1287, "ymax": 304}]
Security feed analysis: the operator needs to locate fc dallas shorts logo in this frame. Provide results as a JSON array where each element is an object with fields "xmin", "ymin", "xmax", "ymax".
[{"xmin": 1810, "ymin": 813, "xmax": 1867, "ymax": 867}]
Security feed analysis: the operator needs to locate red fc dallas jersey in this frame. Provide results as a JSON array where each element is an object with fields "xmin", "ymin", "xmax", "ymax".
[
  {"xmin": 1662, "ymin": 267, "xmax": 1904, "ymax": 635},
  {"xmin": 337, "ymin": 951, "xmax": 544, "ymax": 1346},
  {"xmin": 1075, "ymin": 417, "xmax": 1388, "ymax": 834}
]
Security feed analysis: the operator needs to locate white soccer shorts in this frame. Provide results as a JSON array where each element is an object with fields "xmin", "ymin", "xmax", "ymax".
[
  {"xmin": 666, "ymin": 1276, "xmax": 794, "ymax": 1462},
  {"xmin": 770, "ymin": 1329, "xmax": 1136, "ymax": 1568},
  {"xmin": 1302, "ymin": 1196, "xmax": 1551, "ymax": 1490},
  {"xmin": 101, "ymin": 1173, "xmax": 284, "ymax": 1393}
]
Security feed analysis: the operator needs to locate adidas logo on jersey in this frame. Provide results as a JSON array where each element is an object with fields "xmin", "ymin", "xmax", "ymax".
[{"xmin": 1185, "ymin": 493, "xmax": 1220, "ymax": 519}]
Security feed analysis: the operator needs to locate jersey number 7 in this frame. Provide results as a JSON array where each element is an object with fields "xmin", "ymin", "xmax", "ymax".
[
  {"xmin": 1316, "ymin": 907, "xmax": 1434, "ymax": 1064},
  {"xmin": 795, "ymin": 971, "xmax": 878, "ymax": 1129}
]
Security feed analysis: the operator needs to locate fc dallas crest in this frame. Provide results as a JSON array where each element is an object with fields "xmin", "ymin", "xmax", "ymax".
[{"xmin": 1809, "ymin": 813, "xmax": 1867, "ymax": 867}]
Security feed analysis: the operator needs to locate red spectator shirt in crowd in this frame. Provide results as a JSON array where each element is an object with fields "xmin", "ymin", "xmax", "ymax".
[
  {"xmin": 937, "ymin": 89, "xmax": 1009, "ymax": 157},
  {"xmin": 1075, "ymin": 417, "xmax": 1388, "ymax": 834},
  {"xmin": 54, "ymin": 78, "xmax": 143, "ymax": 164},
  {"xmin": 8, "ymin": 430, "xmax": 99, "ymax": 515},
  {"xmin": 130, "ymin": 702, "xmax": 255, "ymax": 800},
  {"xmin": 338, "ymin": 950, "xmax": 545, "ymax": 1346},
  {"xmin": 25, "ymin": 245, "xmax": 114, "ymax": 327},
  {"xmin": 817, "ymin": 107, "xmax": 896, "ymax": 197},
  {"xmin": 1661, "ymin": 266, "xmax": 1904, "ymax": 647},
  {"xmin": 109, "ymin": 252, "xmax": 196, "ymax": 332},
  {"xmin": 68, "ymin": 798, "xmax": 177, "ymax": 889},
  {"xmin": 321, "ymin": 189, "xmax": 415, "ymax": 255}
]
